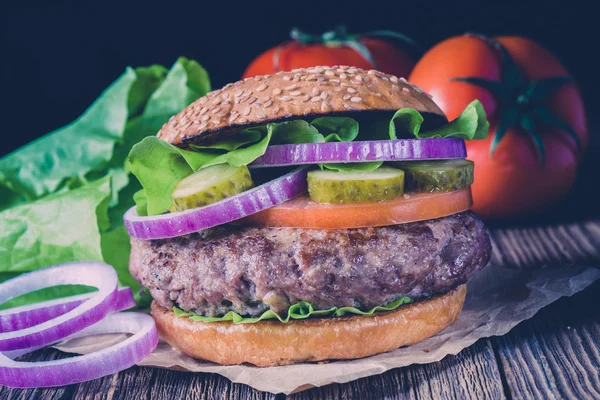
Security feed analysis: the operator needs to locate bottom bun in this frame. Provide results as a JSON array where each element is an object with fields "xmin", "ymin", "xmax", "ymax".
[{"xmin": 151, "ymin": 284, "xmax": 467, "ymax": 367}]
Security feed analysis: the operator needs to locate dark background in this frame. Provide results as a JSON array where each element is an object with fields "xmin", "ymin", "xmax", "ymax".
[{"xmin": 1, "ymin": 0, "xmax": 596, "ymax": 156}]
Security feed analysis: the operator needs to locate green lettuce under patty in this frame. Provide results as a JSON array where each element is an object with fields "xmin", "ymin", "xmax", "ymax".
[
  {"xmin": 129, "ymin": 100, "xmax": 488, "ymax": 216},
  {"xmin": 173, "ymin": 296, "xmax": 413, "ymax": 324}
]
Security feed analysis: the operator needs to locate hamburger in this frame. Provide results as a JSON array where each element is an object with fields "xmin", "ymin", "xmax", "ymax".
[{"xmin": 124, "ymin": 65, "xmax": 492, "ymax": 367}]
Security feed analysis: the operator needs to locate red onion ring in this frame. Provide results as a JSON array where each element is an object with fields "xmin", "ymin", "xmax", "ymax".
[
  {"xmin": 124, "ymin": 166, "xmax": 309, "ymax": 240},
  {"xmin": 0, "ymin": 262, "xmax": 118, "ymax": 351},
  {"xmin": 249, "ymin": 138, "xmax": 466, "ymax": 168},
  {"xmin": 0, "ymin": 287, "xmax": 135, "ymax": 333},
  {"xmin": 0, "ymin": 312, "xmax": 158, "ymax": 388}
]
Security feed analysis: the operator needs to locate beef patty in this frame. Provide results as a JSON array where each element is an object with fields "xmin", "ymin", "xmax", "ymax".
[{"xmin": 130, "ymin": 211, "xmax": 491, "ymax": 317}]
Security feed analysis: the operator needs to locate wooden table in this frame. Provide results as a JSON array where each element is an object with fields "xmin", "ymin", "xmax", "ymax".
[{"xmin": 2, "ymin": 155, "xmax": 600, "ymax": 399}]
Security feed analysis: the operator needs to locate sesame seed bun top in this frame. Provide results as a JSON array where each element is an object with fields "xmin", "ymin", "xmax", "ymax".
[{"xmin": 157, "ymin": 65, "xmax": 448, "ymax": 146}]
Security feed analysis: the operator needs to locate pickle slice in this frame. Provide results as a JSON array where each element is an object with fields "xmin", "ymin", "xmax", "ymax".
[
  {"xmin": 392, "ymin": 159, "xmax": 474, "ymax": 192},
  {"xmin": 307, "ymin": 167, "xmax": 405, "ymax": 204},
  {"xmin": 170, "ymin": 164, "xmax": 253, "ymax": 212}
]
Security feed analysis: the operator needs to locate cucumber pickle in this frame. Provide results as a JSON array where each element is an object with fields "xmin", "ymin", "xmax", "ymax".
[
  {"xmin": 308, "ymin": 167, "xmax": 405, "ymax": 204},
  {"xmin": 170, "ymin": 164, "xmax": 253, "ymax": 212},
  {"xmin": 392, "ymin": 159, "xmax": 474, "ymax": 192}
]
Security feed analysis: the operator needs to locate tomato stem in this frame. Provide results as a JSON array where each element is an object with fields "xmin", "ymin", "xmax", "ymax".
[
  {"xmin": 270, "ymin": 26, "xmax": 420, "ymax": 73},
  {"xmin": 454, "ymin": 33, "xmax": 579, "ymax": 167}
]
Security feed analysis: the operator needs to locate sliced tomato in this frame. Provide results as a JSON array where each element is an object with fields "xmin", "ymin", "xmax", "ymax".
[{"xmin": 240, "ymin": 188, "xmax": 472, "ymax": 230}]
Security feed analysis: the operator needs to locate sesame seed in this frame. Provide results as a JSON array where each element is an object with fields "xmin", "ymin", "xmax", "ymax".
[
  {"xmin": 312, "ymin": 87, "xmax": 320, "ymax": 96},
  {"xmin": 290, "ymin": 90, "xmax": 302, "ymax": 96},
  {"xmin": 243, "ymin": 107, "xmax": 251, "ymax": 116},
  {"xmin": 302, "ymin": 95, "xmax": 311, "ymax": 102},
  {"xmin": 390, "ymin": 76, "xmax": 399, "ymax": 83},
  {"xmin": 343, "ymin": 94, "xmax": 351, "ymax": 100},
  {"xmin": 283, "ymin": 75, "xmax": 291, "ymax": 81},
  {"xmin": 340, "ymin": 73, "xmax": 347, "ymax": 79},
  {"xmin": 325, "ymin": 70, "xmax": 335, "ymax": 76},
  {"xmin": 368, "ymin": 70, "xmax": 377, "ymax": 75},
  {"xmin": 310, "ymin": 96, "xmax": 321, "ymax": 102},
  {"xmin": 314, "ymin": 66, "xmax": 325, "ymax": 73},
  {"xmin": 330, "ymin": 79, "xmax": 340, "ymax": 83},
  {"xmin": 273, "ymin": 106, "xmax": 281, "ymax": 114},
  {"xmin": 333, "ymin": 87, "xmax": 343, "ymax": 92},
  {"xmin": 285, "ymin": 84, "xmax": 298, "ymax": 91},
  {"xmin": 222, "ymin": 93, "xmax": 230, "ymax": 100},
  {"xmin": 294, "ymin": 73, "xmax": 302, "ymax": 78},
  {"xmin": 235, "ymin": 90, "xmax": 245, "ymax": 97},
  {"xmin": 292, "ymin": 77, "xmax": 300, "ymax": 82},
  {"xmin": 211, "ymin": 107, "xmax": 221, "ymax": 114},
  {"xmin": 306, "ymin": 74, "xmax": 318, "ymax": 81},
  {"xmin": 256, "ymin": 84, "xmax": 267, "ymax": 92},
  {"xmin": 400, "ymin": 77, "xmax": 408, "ymax": 82},
  {"xmin": 350, "ymin": 97, "xmax": 362, "ymax": 102},
  {"xmin": 199, "ymin": 107, "xmax": 209, "ymax": 115},
  {"xmin": 201, "ymin": 115, "xmax": 210, "ymax": 121},
  {"xmin": 238, "ymin": 117, "xmax": 248, "ymax": 123},
  {"xmin": 229, "ymin": 114, "xmax": 239, "ymax": 123},
  {"xmin": 320, "ymin": 91, "xmax": 328, "ymax": 99},
  {"xmin": 273, "ymin": 88, "xmax": 282, "ymax": 95},
  {"xmin": 247, "ymin": 97, "xmax": 257, "ymax": 105},
  {"xmin": 279, "ymin": 95, "xmax": 292, "ymax": 101},
  {"xmin": 402, "ymin": 87, "xmax": 410, "ymax": 92},
  {"xmin": 355, "ymin": 75, "xmax": 363, "ymax": 82},
  {"xmin": 257, "ymin": 113, "xmax": 267, "ymax": 119},
  {"xmin": 347, "ymin": 87, "xmax": 357, "ymax": 93},
  {"xmin": 212, "ymin": 98, "xmax": 222, "ymax": 105},
  {"xmin": 264, "ymin": 100, "xmax": 273, "ymax": 107}
]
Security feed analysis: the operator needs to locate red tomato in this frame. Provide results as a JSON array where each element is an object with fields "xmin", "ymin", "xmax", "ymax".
[
  {"xmin": 243, "ymin": 33, "xmax": 415, "ymax": 79},
  {"xmin": 241, "ymin": 188, "xmax": 472, "ymax": 230},
  {"xmin": 409, "ymin": 35, "xmax": 587, "ymax": 220}
]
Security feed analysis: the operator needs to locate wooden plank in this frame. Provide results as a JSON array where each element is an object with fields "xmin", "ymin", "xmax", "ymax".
[
  {"xmin": 489, "ymin": 221, "xmax": 600, "ymax": 268},
  {"xmin": 71, "ymin": 364, "xmax": 155, "ymax": 400},
  {"xmin": 492, "ymin": 279, "xmax": 600, "ymax": 399},
  {"xmin": 0, "ymin": 349, "xmax": 76, "ymax": 400},
  {"xmin": 289, "ymin": 340, "xmax": 505, "ymax": 400}
]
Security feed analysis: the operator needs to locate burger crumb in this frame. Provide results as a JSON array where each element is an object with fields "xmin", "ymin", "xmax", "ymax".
[{"xmin": 423, "ymin": 348, "xmax": 431, "ymax": 353}]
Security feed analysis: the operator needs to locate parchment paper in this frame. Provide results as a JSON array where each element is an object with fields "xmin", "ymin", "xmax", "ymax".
[{"xmin": 56, "ymin": 262, "xmax": 600, "ymax": 395}]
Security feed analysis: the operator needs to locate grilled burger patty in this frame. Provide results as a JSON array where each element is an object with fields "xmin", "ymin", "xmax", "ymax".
[{"xmin": 130, "ymin": 211, "xmax": 491, "ymax": 317}]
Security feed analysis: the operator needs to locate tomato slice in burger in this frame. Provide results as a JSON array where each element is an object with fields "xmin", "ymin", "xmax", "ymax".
[{"xmin": 240, "ymin": 187, "xmax": 472, "ymax": 230}]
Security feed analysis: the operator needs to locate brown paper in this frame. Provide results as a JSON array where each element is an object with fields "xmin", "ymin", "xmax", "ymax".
[{"xmin": 56, "ymin": 263, "xmax": 600, "ymax": 395}]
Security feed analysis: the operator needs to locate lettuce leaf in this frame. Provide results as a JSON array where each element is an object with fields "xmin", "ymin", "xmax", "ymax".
[
  {"xmin": 0, "ymin": 68, "xmax": 141, "ymax": 202},
  {"xmin": 0, "ymin": 57, "xmax": 211, "ymax": 308},
  {"xmin": 173, "ymin": 296, "xmax": 412, "ymax": 324},
  {"xmin": 322, "ymin": 161, "xmax": 383, "ymax": 172},
  {"xmin": 413, "ymin": 100, "xmax": 489, "ymax": 140},
  {"xmin": 0, "ymin": 176, "xmax": 111, "ymax": 273},
  {"xmin": 311, "ymin": 117, "xmax": 359, "ymax": 142},
  {"xmin": 129, "ymin": 125, "xmax": 273, "ymax": 216}
]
